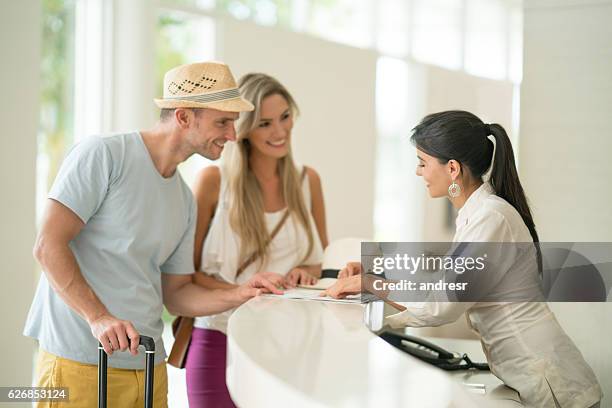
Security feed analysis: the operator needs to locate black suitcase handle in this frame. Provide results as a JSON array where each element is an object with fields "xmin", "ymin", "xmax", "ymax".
[{"xmin": 98, "ymin": 336, "xmax": 156, "ymax": 408}]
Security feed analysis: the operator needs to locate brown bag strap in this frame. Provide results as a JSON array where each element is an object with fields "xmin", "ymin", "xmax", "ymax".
[{"xmin": 236, "ymin": 166, "xmax": 308, "ymax": 276}]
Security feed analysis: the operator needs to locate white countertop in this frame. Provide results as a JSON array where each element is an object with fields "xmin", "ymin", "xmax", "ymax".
[{"xmin": 226, "ymin": 296, "xmax": 521, "ymax": 408}]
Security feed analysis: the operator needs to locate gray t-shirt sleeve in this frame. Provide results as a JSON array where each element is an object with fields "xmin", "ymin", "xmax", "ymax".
[
  {"xmin": 161, "ymin": 194, "xmax": 197, "ymax": 275},
  {"xmin": 48, "ymin": 136, "xmax": 112, "ymax": 223}
]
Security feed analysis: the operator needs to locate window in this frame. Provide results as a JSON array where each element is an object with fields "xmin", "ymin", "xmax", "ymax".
[
  {"xmin": 38, "ymin": 0, "xmax": 77, "ymax": 220},
  {"xmin": 411, "ymin": 0, "xmax": 463, "ymax": 70},
  {"xmin": 214, "ymin": 0, "xmax": 292, "ymax": 26},
  {"xmin": 464, "ymin": 0, "xmax": 508, "ymax": 80},
  {"xmin": 307, "ymin": 0, "xmax": 374, "ymax": 48},
  {"xmin": 162, "ymin": 0, "xmax": 522, "ymax": 84},
  {"xmin": 376, "ymin": 0, "xmax": 411, "ymax": 58},
  {"xmin": 171, "ymin": 0, "xmax": 216, "ymax": 8},
  {"xmin": 374, "ymin": 57, "xmax": 425, "ymax": 240}
]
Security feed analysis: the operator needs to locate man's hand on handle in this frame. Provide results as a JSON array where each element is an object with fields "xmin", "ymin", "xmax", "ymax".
[{"xmin": 90, "ymin": 314, "xmax": 140, "ymax": 356}]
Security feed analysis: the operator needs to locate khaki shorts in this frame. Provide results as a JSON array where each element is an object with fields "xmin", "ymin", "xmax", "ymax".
[{"xmin": 35, "ymin": 348, "xmax": 168, "ymax": 407}]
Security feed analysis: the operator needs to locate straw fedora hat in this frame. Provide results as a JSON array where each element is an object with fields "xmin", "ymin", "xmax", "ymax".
[{"xmin": 154, "ymin": 62, "xmax": 254, "ymax": 112}]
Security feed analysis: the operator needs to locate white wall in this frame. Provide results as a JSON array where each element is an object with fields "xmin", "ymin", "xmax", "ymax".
[
  {"xmin": 0, "ymin": 0, "xmax": 40, "ymax": 398},
  {"xmin": 521, "ymin": 0, "xmax": 612, "ymax": 402},
  {"xmin": 520, "ymin": 0, "xmax": 612, "ymax": 242},
  {"xmin": 217, "ymin": 18, "xmax": 378, "ymax": 241}
]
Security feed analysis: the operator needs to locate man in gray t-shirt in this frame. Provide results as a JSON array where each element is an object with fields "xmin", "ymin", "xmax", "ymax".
[{"xmin": 24, "ymin": 62, "xmax": 280, "ymax": 406}]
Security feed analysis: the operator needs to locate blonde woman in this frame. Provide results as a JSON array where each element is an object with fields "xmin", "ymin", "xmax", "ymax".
[{"xmin": 186, "ymin": 73, "xmax": 329, "ymax": 407}]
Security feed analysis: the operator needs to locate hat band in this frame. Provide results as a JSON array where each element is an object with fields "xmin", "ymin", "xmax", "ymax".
[{"xmin": 164, "ymin": 87, "xmax": 241, "ymax": 104}]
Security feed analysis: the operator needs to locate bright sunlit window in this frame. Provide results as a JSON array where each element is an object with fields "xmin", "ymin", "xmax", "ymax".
[
  {"xmin": 218, "ymin": 0, "xmax": 292, "ymax": 26},
  {"xmin": 307, "ymin": 0, "xmax": 374, "ymax": 49},
  {"xmin": 374, "ymin": 57, "xmax": 425, "ymax": 240},
  {"xmin": 411, "ymin": 0, "xmax": 464, "ymax": 70},
  {"xmin": 38, "ymin": 0, "xmax": 76, "ymax": 222},
  {"xmin": 159, "ymin": 0, "xmax": 522, "ymax": 84},
  {"xmin": 375, "ymin": 0, "xmax": 411, "ymax": 58},
  {"xmin": 464, "ymin": 0, "xmax": 508, "ymax": 80}
]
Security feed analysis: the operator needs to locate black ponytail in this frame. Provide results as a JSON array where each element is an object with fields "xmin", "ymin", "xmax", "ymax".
[
  {"xmin": 411, "ymin": 111, "xmax": 541, "ymax": 269},
  {"xmin": 487, "ymin": 124, "xmax": 540, "ymax": 244}
]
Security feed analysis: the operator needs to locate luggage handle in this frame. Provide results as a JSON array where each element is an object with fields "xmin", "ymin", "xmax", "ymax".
[{"xmin": 98, "ymin": 336, "xmax": 156, "ymax": 408}]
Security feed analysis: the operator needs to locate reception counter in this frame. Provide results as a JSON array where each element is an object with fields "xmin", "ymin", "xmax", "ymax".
[{"xmin": 226, "ymin": 296, "xmax": 521, "ymax": 407}]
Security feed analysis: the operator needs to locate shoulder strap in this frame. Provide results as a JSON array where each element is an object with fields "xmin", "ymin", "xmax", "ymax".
[{"xmin": 236, "ymin": 167, "xmax": 308, "ymax": 276}]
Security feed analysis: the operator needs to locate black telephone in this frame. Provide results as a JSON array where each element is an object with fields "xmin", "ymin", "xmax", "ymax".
[{"xmin": 379, "ymin": 331, "xmax": 490, "ymax": 371}]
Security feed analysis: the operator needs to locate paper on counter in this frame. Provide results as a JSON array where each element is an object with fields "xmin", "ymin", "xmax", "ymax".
[
  {"xmin": 298, "ymin": 277, "xmax": 337, "ymax": 290},
  {"xmin": 263, "ymin": 287, "xmax": 361, "ymax": 304}
]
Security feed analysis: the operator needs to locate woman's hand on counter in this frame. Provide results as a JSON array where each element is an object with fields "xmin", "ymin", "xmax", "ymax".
[
  {"xmin": 245, "ymin": 272, "xmax": 285, "ymax": 295},
  {"xmin": 285, "ymin": 267, "xmax": 319, "ymax": 287},
  {"xmin": 251, "ymin": 271, "xmax": 287, "ymax": 289},
  {"xmin": 320, "ymin": 274, "xmax": 362, "ymax": 299}
]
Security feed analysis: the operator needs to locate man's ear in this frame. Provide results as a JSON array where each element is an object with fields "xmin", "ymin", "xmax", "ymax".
[
  {"xmin": 447, "ymin": 159, "xmax": 462, "ymax": 181},
  {"xmin": 174, "ymin": 108, "xmax": 192, "ymax": 129}
]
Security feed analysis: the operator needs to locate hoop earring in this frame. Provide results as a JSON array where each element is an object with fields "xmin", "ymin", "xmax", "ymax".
[{"xmin": 448, "ymin": 181, "xmax": 461, "ymax": 198}]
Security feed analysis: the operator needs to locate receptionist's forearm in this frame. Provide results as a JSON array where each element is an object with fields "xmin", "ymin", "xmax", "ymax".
[
  {"xmin": 363, "ymin": 274, "xmax": 393, "ymax": 300},
  {"xmin": 193, "ymin": 271, "xmax": 237, "ymax": 290}
]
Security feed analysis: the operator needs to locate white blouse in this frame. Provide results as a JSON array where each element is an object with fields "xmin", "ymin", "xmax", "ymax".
[
  {"xmin": 385, "ymin": 183, "xmax": 602, "ymax": 407},
  {"xmin": 194, "ymin": 165, "xmax": 324, "ymax": 333}
]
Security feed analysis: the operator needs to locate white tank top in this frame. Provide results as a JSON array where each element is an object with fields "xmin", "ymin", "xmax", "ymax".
[{"xmin": 193, "ymin": 164, "xmax": 324, "ymax": 332}]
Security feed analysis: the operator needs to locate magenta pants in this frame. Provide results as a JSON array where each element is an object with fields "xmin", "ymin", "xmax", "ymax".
[{"xmin": 185, "ymin": 328, "xmax": 237, "ymax": 408}]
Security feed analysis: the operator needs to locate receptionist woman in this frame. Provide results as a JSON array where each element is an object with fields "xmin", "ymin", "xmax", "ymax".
[{"xmin": 323, "ymin": 111, "xmax": 602, "ymax": 408}]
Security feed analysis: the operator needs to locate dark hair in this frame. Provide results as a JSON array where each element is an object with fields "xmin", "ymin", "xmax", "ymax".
[
  {"xmin": 159, "ymin": 108, "xmax": 203, "ymax": 122},
  {"xmin": 411, "ymin": 111, "xmax": 541, "ymax": 264},
  {"xmin": 159, "ymin": 108, "xmax": 175, "ymax": 121}
]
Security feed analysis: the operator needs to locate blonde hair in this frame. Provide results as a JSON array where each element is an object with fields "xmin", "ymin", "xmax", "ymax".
[{"xmin": 222, "ymin": 73, "xmax": 314, "ymax": 275}]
